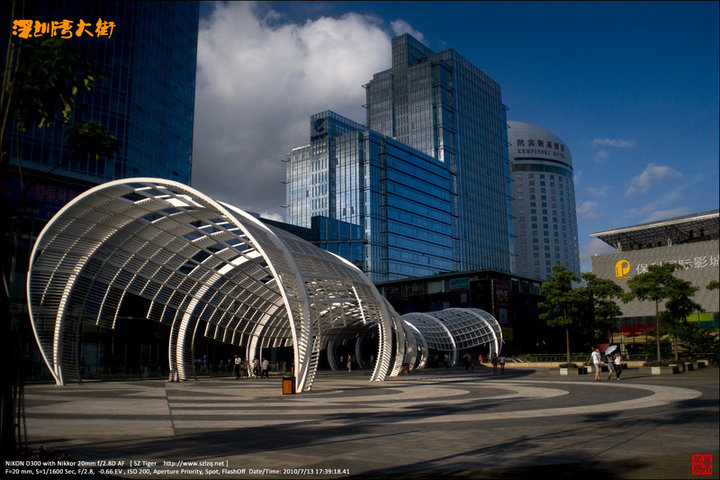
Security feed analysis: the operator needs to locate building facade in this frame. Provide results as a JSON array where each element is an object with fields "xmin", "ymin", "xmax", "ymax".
[
  {"xmin": 591, "ymin": 210, "xmax": 719, "ymax": 344},
  {"xmin": 376, "ymin": 270, "xmax": 544, "ymax": 355},
  {"xmin": 260, "ymin": 215, "xmax": 366, "ymax": 271},
  {"xmin": 284, "ymin": 111, "xmax": 458, "ymax": 282},
  {"xmin": 506, "ymin": 121, "xmax": 580, "ymax": 281},
  {"xmin": 4, "ymin": 1, "xmax": 198, "ymax": 186},
  {"xmin": 2, "ymin": 0, "xmax": 199, "ymax": 380},
  {"xmin": 365, "ymin": 34, "xmax": 512, "ymax": 274}
]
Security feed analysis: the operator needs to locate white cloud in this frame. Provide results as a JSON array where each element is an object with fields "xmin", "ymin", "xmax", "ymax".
[
  {"xmin": 258, "ymin": 212, "xmax": 283, "ymax": 222},
  {"xmin": 625, "ymin": 163, "xmax": 682, "ymax": 195},
  {"xmin": 577, "ymin": 201, "xmax": 600, "ymax": 220},
  {"xmin": 583, "ymin": 185, "xmax": 610, "ymax": 196},
  {"xmin": 641, "ymin": 207, "xmax": 691, "ymax": 223},
  {"xmin": 592, "ymin": 138, "xmax": 637, "ymax": 148},
  {"xmin": 574, "ymin": 170, "xmax": 582, "ymax": 186},
  {"xmin": 390, "ymin": 19, "xmax": 427, "ymax": 44},
  {"xmin": 593, "ymin": 149, "xmax": 609, "ymax": 163},
  {"xmin": 192, "ymin": 2, "xmax": 398, "ymax": 215}
]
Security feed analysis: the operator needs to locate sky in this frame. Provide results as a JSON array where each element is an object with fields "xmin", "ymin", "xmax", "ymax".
[{"xmin": 190, "ymin": 1, "xmax": 720, "ymax": 273}]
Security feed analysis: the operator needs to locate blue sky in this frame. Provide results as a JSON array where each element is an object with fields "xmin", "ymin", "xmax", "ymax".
[{"xmin": 192, "ymin": 1, "xmax": 719, "ymax": 272}]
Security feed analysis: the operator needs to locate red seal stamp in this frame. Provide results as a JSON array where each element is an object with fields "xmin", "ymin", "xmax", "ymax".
[{"xmin": 692, "ymin": 454, "xmax": 713, "ymax": 475}]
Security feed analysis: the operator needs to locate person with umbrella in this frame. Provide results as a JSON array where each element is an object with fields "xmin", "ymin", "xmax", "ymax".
[{"xmin": 605, "ymin": 345, "xmax": 618, "ymax": 381}]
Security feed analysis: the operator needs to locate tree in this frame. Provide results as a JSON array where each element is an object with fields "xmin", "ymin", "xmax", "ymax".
[
  {"xmin": 1, "ymin": 37, "xmax": 117, "ymax": 169},
  {"xmin": 624, "ymin": 263, "xmax": 701, "ymax": 363},
  {"xmin": 642, "ymin": 329, "xmax": 673, "ymax": 361},
  {"xmin": 675, "ymin": 323, "xmax": 719, "ymax": 362},
  {"xmin": 707, "ymin": 280, "xmax": 719, "ymax": 291},
  {"xmin": 539, "ymin": 265, "xmax": 582, "ymax": 364},
  {"xmin": 661, "ymin": 279, "xmax": 702, "ymax": 362},
  {"xmin": 579, "ymin": 272, "xmax": 624, "ymax": 343}
]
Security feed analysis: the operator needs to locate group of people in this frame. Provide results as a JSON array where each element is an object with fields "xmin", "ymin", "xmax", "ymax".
[
  {"xmin": 490, "ymin": 353, "xmax": 506, "ymax": 375},
  {"xmin": 589, "ymin": 347, "xmax": 623, "ymax": 381},
  {"xmin": 459, "ymin": 352, "xmax": 506, "ymax": 374},
  {"xmin": 233, "ymin": 355, "xmax": 269, "ymax": 379}
]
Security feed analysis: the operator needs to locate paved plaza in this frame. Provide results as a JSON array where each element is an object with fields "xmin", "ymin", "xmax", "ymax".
[{"xmin": 17, "ymin": 365, "xmax": 720, "ymax": 479}]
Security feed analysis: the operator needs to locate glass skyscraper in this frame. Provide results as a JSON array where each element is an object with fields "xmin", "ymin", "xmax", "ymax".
[
  {"xmin": 284, "ymin": 111, "xmax": 457, "ymax": 282},
  {"xmin": 506, "ymin": 121, "xmax": 580, "ymax": 281},
  {"xmin": 365, "ymin": 34, "xmax": 512, "ymax": 274},
  {"xmin": 3, "ymin": 0, "xmax": 198, "ymax": 186},
  {"xmin": 1, "ymin": 1, "xmax": 199, "ymax": 363}
]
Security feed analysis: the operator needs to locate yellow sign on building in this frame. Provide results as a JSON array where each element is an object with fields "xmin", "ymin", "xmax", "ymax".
[{"xmin": 615, "ymin": 259, "xmax": 631, "ymax": 278}]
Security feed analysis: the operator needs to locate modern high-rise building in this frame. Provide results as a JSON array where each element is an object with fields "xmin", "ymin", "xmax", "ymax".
[
  {"xmin": 3, "ymin": 0, "xmax": 199, "ymax": 186},
  {"xmin": 365, "ymin": 34, "xmax": 512, "ymax": 274},
  {"xmin": 284, "ymin": 111, "xmax": 458, "ymax": 282},
  {"xmin": 1, "ymin": 0, "xmax": 200, "ymax": 379},
  {"xmin": 506, "ymin": 121, "xmax": 580, "ymax": 281},
  {"xmin": 2, "ymin": 1, "xmax": 199, "ymax": 291}
]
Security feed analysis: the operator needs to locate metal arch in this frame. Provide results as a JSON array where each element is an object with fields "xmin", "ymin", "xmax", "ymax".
[
  {"xmin": 383, "ymin": 298, "xmax": 407, "ymax": 378},
  {"xmin": 403, "ymin": 312, "xmax": 458, "ymax": 365},
  {"xmin": 219, "ymin": 202, "xmax": 312, "ymax": 392},
  {"xmin": 465, "ymin": 308, "xmax": 503, "ymax": 356},
  {"xmin": 403, "ymin": 321, "xmax": 427, "ymax": 369},
  {"xmin": 428, "ymin": 308, "xmax": 501, "ymax": 353},
  {"xmin": 27, "ymin": 178, "xmax": 397, "ymax": 392},
  {"xmin": 401, "ymin": 308, "xmax": 503, "ymax": 366}
]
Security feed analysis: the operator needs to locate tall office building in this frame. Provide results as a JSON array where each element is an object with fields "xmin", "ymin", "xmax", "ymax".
[
  {"xmin": 365, "ymin": 34, "xmax": 512, "ymax": 274},
  {"xmin": 2, "ymin": 0, "xmax": 199, "ymax": 291},
  {"xmin": 506, "ymin": 121, "xmax": 580, "ymax": 281},
  {"xmin": 1, "ymin": 1, "xmax": 199, "ymax": 377},
  {"xmin": 3, "ymin": 0, "xmax": 199, "ymax": 186},
  {"xmin": 284, "ymin": 111, "xmax": 457, "ymax": 282}
]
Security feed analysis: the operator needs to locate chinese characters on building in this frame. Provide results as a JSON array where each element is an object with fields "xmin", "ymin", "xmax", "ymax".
[
  {"xmin": 635, "ymin": 255, "xmax": 720, "ymax": 275},
  {"xmin": 12, "ymin": 19, "xmax": 115, "ymax": 39},
  {"xmin": 515, "ymin": 138, "xmax": 566, "ymax": 160},
  {"xmin": 516, "ymin": 138, "xmax": 565, "ymax": 152}
]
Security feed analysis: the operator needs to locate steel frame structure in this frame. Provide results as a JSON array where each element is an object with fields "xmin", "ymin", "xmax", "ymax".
[
  {"xmin": 27, "ymin": 178, "xmax": 405, "ymax": 392},
  {"xmin": 402, "ymin": 308, "xmax": 503, "ymax": 368},
  {"xmin": 27, "ymin": 178, "xmax": 503, "ymax": 392}
]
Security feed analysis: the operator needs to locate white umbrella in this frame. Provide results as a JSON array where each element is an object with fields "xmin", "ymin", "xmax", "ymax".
[{"xmin": 605, "ymin": 345, "xmax": 618, "ymax": 355}]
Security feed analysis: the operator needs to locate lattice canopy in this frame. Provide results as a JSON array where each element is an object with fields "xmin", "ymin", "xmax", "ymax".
[
  {"xmin": 27, "ymin": 178, "xmax": 405, "ymax": 392},
  {"xmin": 402, "ymin": 308, "xmax": 502, "ymax": 368}
]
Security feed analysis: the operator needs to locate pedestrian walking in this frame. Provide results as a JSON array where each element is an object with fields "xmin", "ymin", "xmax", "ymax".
[
  {"xmin": 233, "ymin": 355, "xmax": 242, "ymax": 379},
  {"xmin": 589, "ymin": 347, "xmax": 601, "ymax": 381},
  {"xmin": 498, "ymin": 354, "xmax": 506, "ymax": 374},
  {"xmin": 260, "ymin": 358, "xmax": 269, "ymax": 379},
  {"xmin": 346, "ymin": 354, "xmax": 352, "ymax": 373},
  {"xmin": 614, "ymin": 352, "xmax": 623, "ymax": 380},
  {"xmin": 252, "ymin": 357, "xmax": 260, "ymax": 378},
  {"xmin": 606, "ymin": 353, "xmax": 615, "ymax": 381},
  {"xmin": 240, "ymin": 357, "xmax": 248, "ymax": 378}
]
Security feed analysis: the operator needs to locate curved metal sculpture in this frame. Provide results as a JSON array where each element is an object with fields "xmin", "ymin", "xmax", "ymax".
[
  {"xmin": 27, "ymin": 178, "xmax": 402, "ymax": 392},
  {"xmin": 402, "ymin": 308, "xmax": 503, "ymax": 368}
]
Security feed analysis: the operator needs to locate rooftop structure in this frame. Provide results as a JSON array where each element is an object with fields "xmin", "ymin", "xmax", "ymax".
[{"xmin": 591, "ymin": 210, "xmax": 719, "ymax": 252}]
